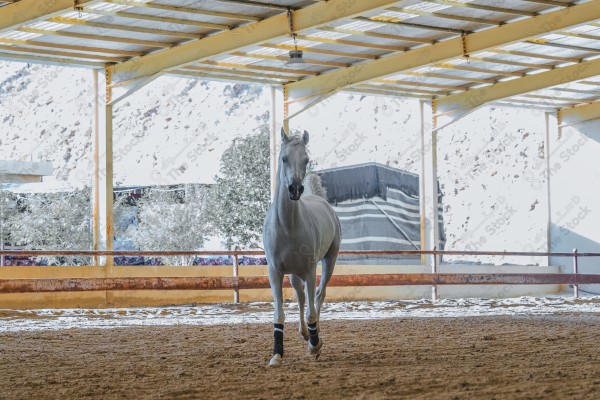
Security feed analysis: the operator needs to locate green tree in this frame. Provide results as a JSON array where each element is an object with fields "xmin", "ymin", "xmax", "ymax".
[
  {"xmin": 209, "ymin": 125, "xmax": 271, "ymax": 250},
  {"xmin": 0, "ymin": 185, "xmax": 18, "ymax": 265},
  {"xmin": 9, "ymin": 187, "xmax": 93, "ymax": 265},
  {"xmin": 129, "ymin": 185, "xmax": 210, "ymax": 265}
]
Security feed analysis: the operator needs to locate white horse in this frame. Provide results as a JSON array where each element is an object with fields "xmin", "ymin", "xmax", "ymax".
[{"xmin": 263, "ymin": 129, "xmax": 341, "ymax": 367}]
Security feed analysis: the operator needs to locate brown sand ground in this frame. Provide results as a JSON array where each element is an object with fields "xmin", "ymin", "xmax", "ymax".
[{"xmin": 1, "ymin": 315, "xmax": 599, "ymax": 399}]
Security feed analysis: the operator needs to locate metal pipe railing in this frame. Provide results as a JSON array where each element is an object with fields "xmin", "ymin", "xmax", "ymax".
[
  {"xmin": 1, "ymin": 274, "xmax": 600, "ymax": 294},
  {"xmin": 0, "ymin": 249, "xmax": 596, "ymax": 301},
  {"xmin": 1, "ymin": 249, "xmax": 599, "ymax": 257}
]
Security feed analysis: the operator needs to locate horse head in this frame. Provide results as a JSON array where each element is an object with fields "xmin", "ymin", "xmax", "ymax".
[{"xmin": 280, "ymin": 128, "xmax": 310, "ymax": 201}]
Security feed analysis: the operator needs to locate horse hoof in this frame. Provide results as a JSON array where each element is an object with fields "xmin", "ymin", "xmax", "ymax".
[
  {"xmin": 269, "ymin": 354, "xmax": 282, "ymax": 367},
  {"xmin": 299, "ymin": 329, "xmax": 309, "ymax": 342},
  {"xmin": 308, "ymin": 339, "xmax": 323, "ymax": 359}
]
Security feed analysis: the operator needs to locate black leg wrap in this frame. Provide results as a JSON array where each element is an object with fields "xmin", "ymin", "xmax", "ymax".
[
  {"xmin": 307, "ymin": 322, "xmax": 319, "ymax": 346},
  {"xmin": 273, "ymin": 323, "xmax": 284, "ymax": 357}
]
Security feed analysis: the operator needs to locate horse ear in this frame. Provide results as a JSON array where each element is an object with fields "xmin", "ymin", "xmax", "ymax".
[
  {"xmin": 302, "ymin": 130, "xmax": 309, "ymax": 145},
  {"xmin": 281, "ymin": 127, "xmax": 289, "ymax": 143}
]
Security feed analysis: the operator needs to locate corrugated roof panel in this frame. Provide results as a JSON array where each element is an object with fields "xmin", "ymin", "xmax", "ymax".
[
  {"xmin": 530, "ymin": 87, "xmax": 599, "ymax": 101},
  {"xmin": 431, "ymin": 3, "xmax": 519, "ymax": 21},
  {"xmin": 270, "ymin": 36, "xmax": 386, "ymax": 58},
  {"xmin": 327, "ymin": 18, "xmax": 451, "ymax": 43},
  {"xmin": 79, "ymin": 13, "xmax": 211, "ymax": 35},
  {"xmin": 0, "ymin": 31, "xmax": 43, "ymax": 41},
  {"xmin": 548, "ymin": 36, "xmax": 600, "ymax": 53},
  {"xmin": 0, "ymin": 0, "xmax": 597, "ymax": 108},
  {"xmin": 386, "ymin": 72, "xmax": 481, "ymax": 87},
  {"xmin": 51, "ymin": 25, "xmax": 181, "ymax": 44},
  {"xmin": 171, "ymin": 0, "xmax": 276, "ymax": 16},
  {"xmin": 18, "ymin": 33, "xmax": 158, "ymax": 52},
  {"xmin": 91, "ymin": 6, "xmax": 229, "ymax": 26},
  {"xmin": 89, "ymin": 2, "xmax": 131, "ymax": 12},
  {"xmin": 103, "ymin": 4, "xmax": 242, "ymax": 26}
]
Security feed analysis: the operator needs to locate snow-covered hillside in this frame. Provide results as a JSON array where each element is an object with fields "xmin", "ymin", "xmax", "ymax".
[
  {"xmin": 0, "ymin": 61, "xmax": 548, "ymax": 263},
  {"xmin": 0, "ymin": 62, "xmax": 270, "ymax": 185}
]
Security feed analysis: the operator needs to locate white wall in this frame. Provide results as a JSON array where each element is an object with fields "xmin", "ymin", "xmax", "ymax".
[
  {"xmin": 548, "ymin": 118, "xmax": 600, "ymax": 294},
  {"xmin": 436, "ymin": 106, "xmax": 549, "ymax": 265}
]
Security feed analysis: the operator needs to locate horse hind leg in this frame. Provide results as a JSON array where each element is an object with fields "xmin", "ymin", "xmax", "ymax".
[
  {"xmin": 304, "ymin": 271, "xmax": 323, "ymax": 358},
  {"xmin": 316, "ymin": 244, "xmax": 339, "ymax": 317},
  {"xmin": 290, "ymin": 274, "xmax": 308, "ymax": 341}
]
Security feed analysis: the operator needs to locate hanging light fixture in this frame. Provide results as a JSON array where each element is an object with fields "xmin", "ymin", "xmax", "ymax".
[
  {"xmin": 286, "ymin": 40, "xmax": 304, "ymax": 65},
  {"xmin": 285, "ymin": 10, "xmax": 304, "ymax": 65}
]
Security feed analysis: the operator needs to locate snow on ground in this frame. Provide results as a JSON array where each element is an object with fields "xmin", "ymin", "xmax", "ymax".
[{"xmin": 1, "ymin": 296, "xmax": 599, "ymax": 333}]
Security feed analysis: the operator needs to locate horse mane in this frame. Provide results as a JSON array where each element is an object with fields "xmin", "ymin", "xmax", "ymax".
[{"xmin": 304, "ymin": 174, "xmax": 328, "ymax": 200}]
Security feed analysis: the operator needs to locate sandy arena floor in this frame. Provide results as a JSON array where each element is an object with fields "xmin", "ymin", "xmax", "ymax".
[{"xmin": 1, "ymin": 300, "xmax": 600, "ymax": 399}]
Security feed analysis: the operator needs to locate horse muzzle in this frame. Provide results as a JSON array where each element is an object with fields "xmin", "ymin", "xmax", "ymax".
[{"xmin": 288, "ymin": 183, "xmax": 304, "ymax": 201}]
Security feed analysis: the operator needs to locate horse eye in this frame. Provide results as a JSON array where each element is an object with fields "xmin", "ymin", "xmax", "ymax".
[{"xmin": 282, "ymin": 156, "xmax": 288, "ymax": 163}]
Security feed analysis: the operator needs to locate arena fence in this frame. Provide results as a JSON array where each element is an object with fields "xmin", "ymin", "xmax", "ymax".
[{"xmin": 0, "ymin": 249, "xmax": 598, "ymax": 301}]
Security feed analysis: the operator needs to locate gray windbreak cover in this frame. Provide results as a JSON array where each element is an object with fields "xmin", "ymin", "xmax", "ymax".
[{"xmin": 316, "ymin": 163, "xmax": 445, "ymax": 265}]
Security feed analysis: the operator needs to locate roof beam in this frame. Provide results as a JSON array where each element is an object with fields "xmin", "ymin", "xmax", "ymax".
[
  {"xmin": 100, "ymin": 0, "xmax": 261, "ymax": 22},
  {"xmin": 168, "ymin": 69, "xmax": 279, "ymax": 86},
  {"xmin": 422, "ymin": 0, "xmax": 538, "ymax": 17},
  {"xmin": 212, "ymin": 0, "xmax": 291, "ymax": 11},
  {"xmin": 80, "ymin": 7, "xmax": 230, "ymax": 30},
  {"xmin": 465, "ymin": 56, "xmax": 555, "ymax": 70},
  {"xmin": 19, "ymin": 27, "xmax": 174, "ymax": 49},
  {"xmin": 0, "ymin": 44, "xmax": 126, "ymax": 62},
  {"xmin": 0, "ymin": 37, "xmax": 143, "ymax": 57},
  {"xmin": 434, "ymin": 57, "xmax": 600, "ymax": 115},
  {"xmin": 0, "ymin": 0, "xmax": 96, "ymax": 31},
  {"xmin": 377, "ymin": 79, "xmax": 467, "ymax": 91},
  {"xmin": 317, "ymin": 26, "xmax": 433, "ymax": 45},
  {"xmin": 344, "ymin": 86, "xmax": 431, "ymax": 100},
  {"xmin": 0, "ymin": 51, "xmax": 104, "ymax": 68},
  {"xmin": 402, "ymin": 71, "xmax": 496, "ymax": 84},
  {"xmin": 261, "ymin": 43, "xmax": 379, "ymax": 60},
  {"xmin": 433, "ymin": 63, "xmax": 527, "ymax": 78},
  {"xmin": 183, "ymin": 65, "xmax": 298, "ymax": 81},
  {"xmin": 525, "ymin": 39, "xmax": 600, "ymax": 54},
  {"xmin": 353, "ymin": 16, "xmax": 466, "ymax": 34},
  {"xmin": 295, "ymin": 34, "xmax": 405, "ymax": 52},
  {"xmin": 230, "ymin": 51, "xmax": 348, "ymax": 68},
  {"xmin": 559, "ymin": 100, "xmax": 600, "ymax": 126},
  {"xmin": 489, "ymin": 48, "xmax": 581, "ymax": 63},
  {"xmin": 286, "ymin": 0, "xmax": 600, "ymax": 101},
  {"xmin": 48, "ymin": 16, "xmax": 204, "ymax": 40},
  {"xmin": 110, "ymin": 0, "xmax": 402, "ymax": 84},
  {"xmin": 385, "ymin": 6, "xmax": 503, "ymax": 26},
  {"xmin": 520, "ymin": 0, "xmax": 572, "ymax": 7},
  {"xmin": 200, "ymin": 60, "xmax": 319, "ymax": 76}
]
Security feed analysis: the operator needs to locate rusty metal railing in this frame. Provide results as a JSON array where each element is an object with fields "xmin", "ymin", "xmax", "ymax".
[
  {"xmin": 1, "ymin": 249, "xmax": 599, "ymax": 257},
  {"xmin": 0, "ymin": 249, "xmax": 598, "ymax": 301}
]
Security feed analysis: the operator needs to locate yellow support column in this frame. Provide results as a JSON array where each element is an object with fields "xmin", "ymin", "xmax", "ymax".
[
  {"xmin": 93, "ymin": 67, "xmax": 114, "ymax": 273},
  {"xmin": 419, "ymin": 100, "xmax": 440, "ymax": 300},
  {"xmin": 269, "ymin": 86, "xmax": 283, "ymax": 200}
]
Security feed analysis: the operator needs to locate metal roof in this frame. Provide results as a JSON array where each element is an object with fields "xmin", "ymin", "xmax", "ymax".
[{"xmin": 1, "ymin": 0, "xmax": 600, "ymax": 124}]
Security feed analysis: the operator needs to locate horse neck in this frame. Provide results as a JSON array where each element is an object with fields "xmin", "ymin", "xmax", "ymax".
[{"xmin": 273, "ymin": 165, "xmax": 300, "ymax": 229}]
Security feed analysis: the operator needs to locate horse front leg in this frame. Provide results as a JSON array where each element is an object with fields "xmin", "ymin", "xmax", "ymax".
[
  {"xmin": 268, "ymin": 267, "xmax": 285, "ymax": 367},
  {"xmin": 304, "ymin": 271, "xmax": 322, "ymax": 358}
]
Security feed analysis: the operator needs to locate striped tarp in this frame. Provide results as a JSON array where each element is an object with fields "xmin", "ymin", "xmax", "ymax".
[{"xmin": 317, "ymin": 163, "xmax": 445, "ymax": 264}]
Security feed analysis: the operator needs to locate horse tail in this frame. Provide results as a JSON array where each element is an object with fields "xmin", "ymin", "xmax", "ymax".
[{"xmin": 304, "ymin": 174, "xmax": 328, "ymax": 200}]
